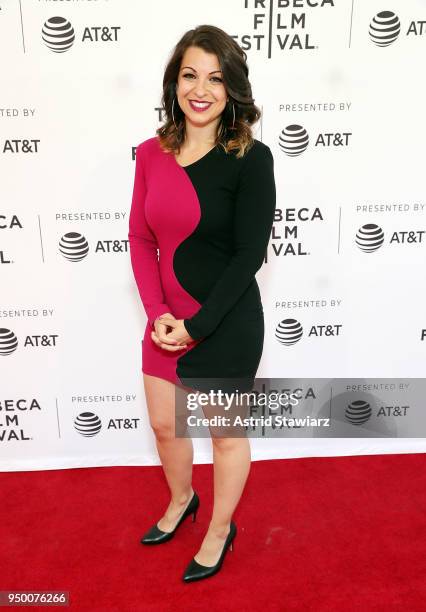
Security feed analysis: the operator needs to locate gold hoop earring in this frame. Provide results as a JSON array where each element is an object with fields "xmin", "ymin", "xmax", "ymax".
[
  {"xmin": 220, "ymin": 101, "xmax": 236, "ymax": 135},
  {"xmin": 172, "ymin": 95, "xmax": 178, "ymax": 129}
]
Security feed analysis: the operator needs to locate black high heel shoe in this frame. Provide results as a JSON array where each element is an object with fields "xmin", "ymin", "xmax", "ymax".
[
  {"xmin": 182, "ymin": 521, "xmax": 237, "ymax": 583},
  {"xmin": 140, "ymin": 491, "xmax": 199, "ymax": 545}
]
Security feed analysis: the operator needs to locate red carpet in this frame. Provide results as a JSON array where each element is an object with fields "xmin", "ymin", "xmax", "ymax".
[{"xmin": 2, "ymin": 453, "xmax": 425, "ymax": 611}]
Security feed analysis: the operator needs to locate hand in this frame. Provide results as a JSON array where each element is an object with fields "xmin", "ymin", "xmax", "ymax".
[
  {"xmin": 151, "ymin": 313, "xmax": 190, "ymax": 352},
  {"xmin": 154, "ymin": 316, "xmax": 194, "ymax": 351}
]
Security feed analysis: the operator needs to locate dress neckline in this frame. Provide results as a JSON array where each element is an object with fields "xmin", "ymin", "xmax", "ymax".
[{"xmin": 173, "ymin": 143, "xmax": 218, "ymax": 169}]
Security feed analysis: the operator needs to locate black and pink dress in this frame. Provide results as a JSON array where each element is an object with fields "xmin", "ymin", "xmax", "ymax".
[{"xmin": 128, "ymin": 135, "xmax": 276, "ymax": 393}]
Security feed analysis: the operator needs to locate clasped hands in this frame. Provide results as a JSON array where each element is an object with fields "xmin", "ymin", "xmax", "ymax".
[{"xmin": 151, "ymin": 312, "xmax": 194, "ymax": 351}]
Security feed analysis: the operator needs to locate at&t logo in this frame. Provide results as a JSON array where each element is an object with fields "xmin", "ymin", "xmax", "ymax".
[
  {"xmin": 42, "ymin": 16, "xmax": 121, "ymax": 53},
  {"xmin": 278, "ymin": 125, "xmax": 352, "ymax": 156},
  {"xmin": 0, "ymin": 329, "xmax": 58, "ymax": 355},
  {"xmin": 275, "ymin": 319, "xmax": 342, "ymax": 345},
  {"xmin": 369, "ymin": 10, "xmax": 426, "ymax": 47},
  {"xmin": 73, "ymin": 412, "xmax": 140, "ymax": 436},
  {"xmin": 355, "ymin": 224, "xmax": 425, "ymax": 252},
  {"xmin": 344, "ymin": 399, "xmax": 409, "ymax": 424},
  {"xmin": 0, "ymin": 329, "xmax": 18, "ymax": 355},
  {"xmin": 59, "ymin": 232, "xmax": 129, "ymax": 260}
]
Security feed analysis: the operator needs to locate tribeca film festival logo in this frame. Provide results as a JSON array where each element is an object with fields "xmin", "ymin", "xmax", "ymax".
[
  {"xmin": 0, "ymin": 328, "xmax": 58, "ymax": 355},
  {"xmin": 41, "ymin": 16, "xmax": 120, "ymax": 53},
  {"xmin": 278, "ymin": 125, "xmax": 351, "ymax": 156},
  {"xmin": 355, "ymin": 224, "xmax": 425, "ymax": 252},
  {"xmin": 275, "ymin": 318, "xmax": 341, "ymax": 345},
  {"xmin": 233, "ymin": 3, "xmax": 425, "ymax": 56},
  {"xmin": 73, "ymin": 412, "xmax": 140, "ymax": 437},
  {"xmin": 235, "ymin": 0, "xmax": 336, "ymax": 55},
  {"xmin": 0, "ymin": 398, "xmax": 42, "ymax": 442},
  {"xmin": 0, "ymin": 215, "xmax": 61, "ymax": 265},
  {"xmin": 272, "ymin": 207, "xmax": 323, "ymax": 256},
  {"xmin": 369, "ymin": 10, "xmax": 426, "ymax": 47}
]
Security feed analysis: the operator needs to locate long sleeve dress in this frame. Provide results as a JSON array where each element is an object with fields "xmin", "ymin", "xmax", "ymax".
[{"xmin": 128, "ymin": 135, "xmax": 276, "ymax": 393}]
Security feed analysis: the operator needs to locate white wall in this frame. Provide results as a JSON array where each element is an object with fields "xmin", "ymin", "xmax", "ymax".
[{"xmin": 1, "ymin": 1, "xmax": 425, "ymax": 471}]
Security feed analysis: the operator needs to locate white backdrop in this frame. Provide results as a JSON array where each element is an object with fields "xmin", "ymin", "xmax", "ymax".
[{"xmin": 1, "ymin": 0, "xmax": 425, "ymax": 471}]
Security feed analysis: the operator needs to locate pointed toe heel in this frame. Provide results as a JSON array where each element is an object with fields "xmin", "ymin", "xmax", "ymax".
[
  {"xmin": 140, "ymin": 491, "xmax": 200, "ymax": 545},
  {"xmin": 182, "ymin": 521, "xmax": 237, "ymax": 583}
]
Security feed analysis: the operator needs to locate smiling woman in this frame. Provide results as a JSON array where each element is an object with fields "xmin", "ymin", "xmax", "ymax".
[
  {"xmin": 179, "ymin": 62, "xmax": 225, "ymax": 113},
  {"xmin": 159, "ymin": 26, "xmax": 261, "ymax": 159},
  {"xmin": 169, "ymin": 47, "xmax": 229, "ymax": 166},
  {"xmin": 188, "ymin": 100, "xmax": 213, "ymax": 111},
  {"xmin": 128, "ymin": 24, "xmax": 275, "ymax": 584}
]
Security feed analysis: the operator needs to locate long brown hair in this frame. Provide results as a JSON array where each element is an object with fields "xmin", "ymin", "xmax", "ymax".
[{"xmin": 156, "ymin": 25, "xmax": 261, "ymax": 159}]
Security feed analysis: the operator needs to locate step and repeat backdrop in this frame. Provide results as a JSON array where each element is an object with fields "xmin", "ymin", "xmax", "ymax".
[{"xmin": 1, "ymin": 1, "xmax": 425, "ymax": 471}]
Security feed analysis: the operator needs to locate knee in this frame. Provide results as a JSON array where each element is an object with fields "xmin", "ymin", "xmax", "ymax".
[
  {"xmin": 211, "ymin": 435, "xmax": 238, "ymax": 452},
  {"xmin": 149, "ymin": 417, "xmax": 174, "ymax": 441}
]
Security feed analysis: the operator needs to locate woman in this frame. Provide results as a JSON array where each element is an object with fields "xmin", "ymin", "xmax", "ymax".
[{"xmin": 128, "ymin": 25, "xmax": 276, "ymax": 583}]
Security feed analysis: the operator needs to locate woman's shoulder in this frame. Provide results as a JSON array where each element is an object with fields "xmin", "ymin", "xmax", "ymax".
[
  {"xmin": 135, "ymin": 135, "xmax": 160, "ymax": 157},
  {"xmin": 245, "ymin": 138, "xmax": 272, "ymax": 158},
  {"xmin": 231, "ymin": 138, "xmax": 273, "ymax": 167},
  {"xmin": 233, "ymin": 138, "xmax": 273, "ymax": 175}
]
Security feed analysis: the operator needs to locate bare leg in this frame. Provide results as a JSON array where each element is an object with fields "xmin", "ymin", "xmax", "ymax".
[
  {"xmin": 143, "ymin": 373, "xmax": 195, "ymax": 532},
  {"xmin": 193, "ymin": 436, "xmax": 251, "ymax": 566}
]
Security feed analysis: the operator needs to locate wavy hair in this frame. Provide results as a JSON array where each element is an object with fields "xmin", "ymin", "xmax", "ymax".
[{"xmin": 156, "ymin": 25, "xmax": 261, "ymax": 159}]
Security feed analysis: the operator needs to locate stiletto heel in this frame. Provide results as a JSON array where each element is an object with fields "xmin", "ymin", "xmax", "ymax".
[
  {"xmin": 182, "ymin": 521, "xmax": 237, "ymax": 583},
  {"xmin": 140, "ymin": 491, "xmax": 200, "ymax": 545},
  {"xmin": 229, "ymin": 540, "xmax": 234, "ymax": 551},
  {"xmin": 192, "ymin": 508, "xmax": 198, "ymax": 522}
]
